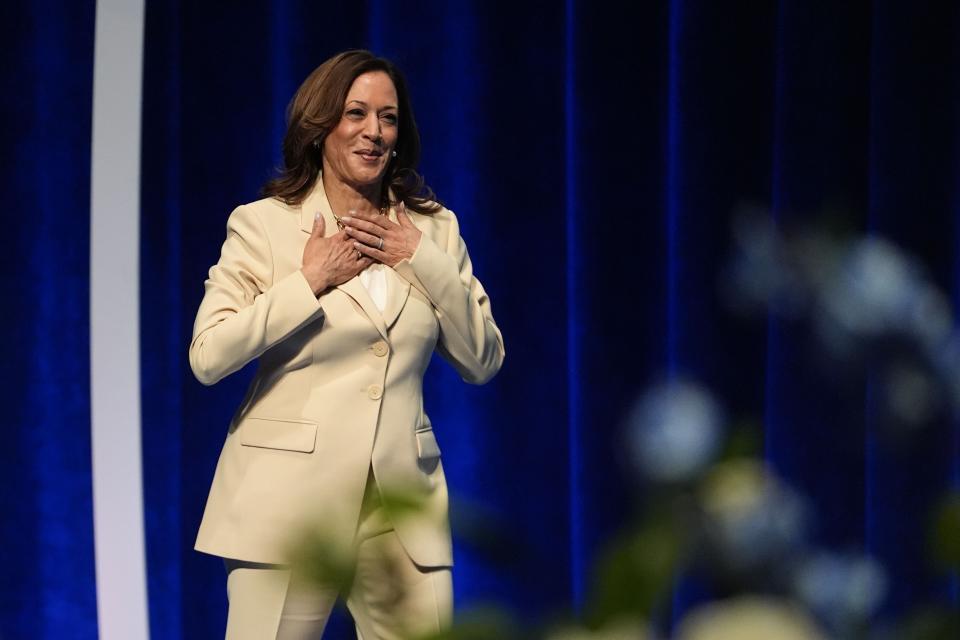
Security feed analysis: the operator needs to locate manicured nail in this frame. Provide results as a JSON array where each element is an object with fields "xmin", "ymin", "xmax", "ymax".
[
  {"xmin": 342, "ymin": 216, "xmax": 352, "ymax": 222},
  {"xmin": 315, "ymin": 211, "xmax": 321, "ymax": 219}
]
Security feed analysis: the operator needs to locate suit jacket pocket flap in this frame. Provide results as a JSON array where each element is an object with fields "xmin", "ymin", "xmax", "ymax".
[
  {"xmin": 415, "ymin": 429, "xmax": 441, "ymax": 460},
  {"xmin": 240, "ymin": 418, "xmax": 317, "ymax": 453}
]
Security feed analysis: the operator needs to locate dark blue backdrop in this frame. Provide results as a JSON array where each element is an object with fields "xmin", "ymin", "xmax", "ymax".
[{"xmin": 2, "ymin": 1, "xmax": 959, "ymax": 638}]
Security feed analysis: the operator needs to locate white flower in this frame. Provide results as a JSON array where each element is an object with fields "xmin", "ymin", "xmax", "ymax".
[
  {"xmin": 676, "ymin": 596, "xmax": 825, "ymax": 640},
  {"xmin": 700, "ymin": 460, "xmax": 808, "ymax": 570},
  {"xmin": 626, "ymin": 381, "xmax": 724, "ymax": 484},
  {"xmin": 816, "ymin": 237, "xmax": 951, "ymax": 351},
  {"xmin": 792, "ymin": 551, "xmax": 887, "ymax": 625}
]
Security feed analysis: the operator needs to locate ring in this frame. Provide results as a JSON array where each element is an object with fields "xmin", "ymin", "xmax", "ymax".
[
  {"xmin": 356, "ymin": 249, "xmax": 362, "ymax": 259},
  {"xmin": 377, "ymin": 236, "xmax": 383, "ymax": 250}
]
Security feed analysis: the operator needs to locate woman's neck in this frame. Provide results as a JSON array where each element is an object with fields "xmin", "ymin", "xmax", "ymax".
[{"xmin": 321, "ymin": 170, "xmax": 382, "ymax": 217}]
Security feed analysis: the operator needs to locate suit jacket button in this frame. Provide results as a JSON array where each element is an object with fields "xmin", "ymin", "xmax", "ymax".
[
  {"xmin": 367, "ymin": 384, "xmax": 383, "ymax": 400},
  {"xmin": 372, "ymin": 341, "xmax": 388, "ymax": 357}
]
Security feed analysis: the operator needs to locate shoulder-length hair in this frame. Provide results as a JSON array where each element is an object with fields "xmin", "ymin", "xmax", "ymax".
[{"xmin": 261, "ymin": 50, "xmax": 441, "ymax": 213}]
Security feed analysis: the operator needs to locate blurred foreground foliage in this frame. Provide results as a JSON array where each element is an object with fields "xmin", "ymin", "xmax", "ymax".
[{"xmin": 293, "ymin": 209, "xmax": 960, "ymax": 640}]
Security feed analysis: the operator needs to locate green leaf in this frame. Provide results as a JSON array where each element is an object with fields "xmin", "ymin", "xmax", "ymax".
[
  {"xmin": 930, "ymin": 493, "xmax": 960, "ymax": 570},
  {"xmin": 585, "ymin": 514, "xmax": 683, "ymax": 625}
]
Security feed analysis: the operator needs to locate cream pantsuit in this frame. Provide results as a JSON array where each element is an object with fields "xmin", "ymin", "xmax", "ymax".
[
  {"xmin": 189, "ymin": 175, "xmax": 504, "ymax": 638},
  {"xmin": 223, "ymin": 470, "xmax": 452, "ymax": 639}
]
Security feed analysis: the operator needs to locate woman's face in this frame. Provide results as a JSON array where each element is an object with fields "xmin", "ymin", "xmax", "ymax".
[{"xmin": 322, "ymin": 70, "xmax": 399, "ymax": 191}]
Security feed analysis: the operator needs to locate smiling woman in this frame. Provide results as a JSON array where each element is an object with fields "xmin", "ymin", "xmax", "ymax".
[
  {"xmin": 322, "ymin": 72, "xmax": 399, "ymax": 186},
  {"xmin": 262, "ymin": 50, "xmax": 440, "ymax": 215},
  {"xmin": 188, "ymin": 49, "xmax": 504, "ymax": 639}
]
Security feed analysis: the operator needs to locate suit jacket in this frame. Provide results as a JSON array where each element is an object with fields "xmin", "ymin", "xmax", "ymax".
[{"xmin": 189, "ymin": 176, "xmax": 504, "ymax": 567}]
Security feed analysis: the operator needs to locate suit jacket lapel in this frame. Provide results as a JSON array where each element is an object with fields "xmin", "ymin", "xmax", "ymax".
[
  {"xmin": 382, "ymin": 268, "xmax": 409, "ymax": 330},
  {"xmin": 376, "ymin": 204, "xmax": 410, "ymax": 330},
  {"xmin": 338, "ymin": 277, "xmax": 388, "ymax": 339},
  {"xmin": 299, "ymin": 180, "xmax": 338, "ymax": 237},
  {"xmin": 298, "ymin": 176, "xmax": 388, "ymax": 340}
]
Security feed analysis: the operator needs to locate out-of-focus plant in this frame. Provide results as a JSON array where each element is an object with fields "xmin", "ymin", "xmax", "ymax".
[
  {"xmin": 674, "ymin": 596, "xmax": 825, "ymax": 640},
  {"xmin": 724, "ymin": 208, "xmax": 960, "ymax": 435},
  {"xmin": 932, "ymin": 493, "xmax": 960, "ymax": 570},
  {"xmin": 285, "ymin": 524, "xmax": 359, "ymax": 597},
  {"xmin": 626, "ymin": 381, "xmax": 725, "ymax": 485},
  {"xmin": 697, "ymin": 459, "xmax": 810, "ymax": 581},
  {"xmin": 547, "ymin": 617, "xmax": 652, "ymax": 640},
  {"xmin": 718, "ymin": 208, "xmax": 960, "ymax": 637},
  {"xmin": 286, "ymin": 486, "xmax": 443, "ymax": 639},
  {"xmin": 792, "ymin": 551, "xmax": 887, "ymax": 636},
  {"xmin": 293, "ymin": 207, "xmax": 960, "ymax": 639}
]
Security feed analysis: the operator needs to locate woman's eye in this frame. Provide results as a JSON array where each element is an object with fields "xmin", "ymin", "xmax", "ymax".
[
  {"xmin": 346, "ymin": 109, "xmax": 365, "ymax": 118},
  {"xmin": 381, "ymin": 113, "xmax": 398, "ymax": 125}
]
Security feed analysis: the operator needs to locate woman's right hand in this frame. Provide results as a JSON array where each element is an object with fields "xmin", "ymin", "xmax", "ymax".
[{"xmin": 301, "ymin": 213, "xmax": 372, "ymax": 296}]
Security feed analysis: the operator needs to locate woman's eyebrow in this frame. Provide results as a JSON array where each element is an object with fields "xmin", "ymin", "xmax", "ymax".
[{"xmin": 346, "ymin": 99, "xmax": 398, "ymax": 110}]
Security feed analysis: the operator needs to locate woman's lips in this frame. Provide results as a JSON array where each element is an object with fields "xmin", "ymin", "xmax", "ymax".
[{"xmin": 355, "ymin": 150, "xmax": 383, "ymax": 162}]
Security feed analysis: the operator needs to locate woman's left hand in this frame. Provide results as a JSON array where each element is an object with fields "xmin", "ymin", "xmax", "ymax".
[{"xmin": 342, "ymin": 202, "xmax": 422, "ymax": 268}]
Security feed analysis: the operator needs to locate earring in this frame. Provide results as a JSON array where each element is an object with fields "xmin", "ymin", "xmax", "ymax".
[
  {"xmin": 391, "ymin": 150, "xmax": 397, "ymax": 158},
  {"xmin": 313, "ymin": 139, "xmax": 320, "ymax": 149}
]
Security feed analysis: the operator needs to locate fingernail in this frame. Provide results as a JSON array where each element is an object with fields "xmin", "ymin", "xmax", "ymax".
[
  {"xmin": 342, "ymin": 216, "xmax": 352, "ymax": 222},
  {"xmin": 315, "ymin": 211, "xmax": 321, "ymax": 219}
]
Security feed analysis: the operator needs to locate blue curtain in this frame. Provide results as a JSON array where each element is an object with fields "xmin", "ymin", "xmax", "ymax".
[
  {"xmin": 0, "ymin": 1, "xmax": 98, "ymax": 638},
  {"xmin": 3, "ymin": 0, "xmax": 959, "ymax": 637}
]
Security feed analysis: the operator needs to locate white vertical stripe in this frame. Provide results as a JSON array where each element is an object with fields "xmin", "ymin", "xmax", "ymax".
[{"xmin": 90, "ymin": 0, "xmax": 149, "ymax": 638}]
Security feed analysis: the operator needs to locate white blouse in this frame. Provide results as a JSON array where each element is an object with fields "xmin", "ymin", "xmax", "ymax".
[{"xmin": 359, "ymin": 262, "xmax": 389, "ymax": 312}]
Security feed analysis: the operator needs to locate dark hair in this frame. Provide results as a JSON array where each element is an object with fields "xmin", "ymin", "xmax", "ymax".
[{"xmin": 261, "ymin": 50, "xmax": 440, "ymax": 213}]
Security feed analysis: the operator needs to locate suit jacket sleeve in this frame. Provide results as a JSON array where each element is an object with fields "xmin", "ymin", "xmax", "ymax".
[
  {"xmin": 189, "ymin": 205, "xmax": 323, "ymax": 386},
  {"xmin": 393, "ymin": 209, "xmax": 505, "ymax": 384}
]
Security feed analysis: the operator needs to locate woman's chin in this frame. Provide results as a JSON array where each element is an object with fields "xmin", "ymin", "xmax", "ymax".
[{"xmin": 347, "ymin": 168, "xmax": 388, "ymax": 188}]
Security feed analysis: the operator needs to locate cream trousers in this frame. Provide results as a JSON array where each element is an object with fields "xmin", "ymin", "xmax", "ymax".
[{"xmin": 223, "ymin": 470, "xmax": 452, "ymax": 640}]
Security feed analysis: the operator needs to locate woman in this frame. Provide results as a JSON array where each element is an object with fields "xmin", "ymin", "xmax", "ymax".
[{"xmin": 189, "ymin": 50, "xmax": 504, "ymax": 639}]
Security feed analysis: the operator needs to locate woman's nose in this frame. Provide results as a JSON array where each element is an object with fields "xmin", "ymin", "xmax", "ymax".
[{"xmin": 363, "ymin": 115, "xmax": 382, "ymax": 142}]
